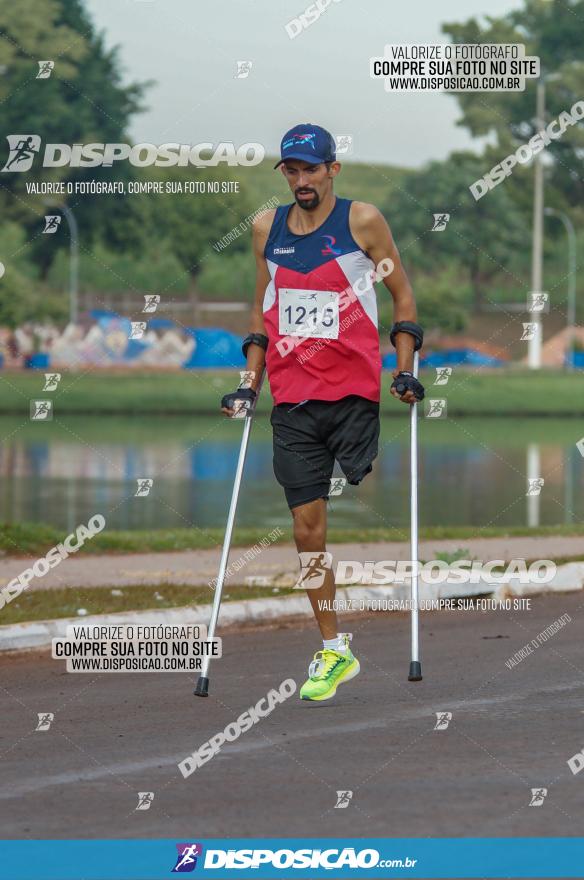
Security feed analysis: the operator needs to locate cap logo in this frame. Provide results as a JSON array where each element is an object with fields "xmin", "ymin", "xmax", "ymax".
[{"xmin": 283, "ymin": 132, "xmax": 316, "ymax": 151}]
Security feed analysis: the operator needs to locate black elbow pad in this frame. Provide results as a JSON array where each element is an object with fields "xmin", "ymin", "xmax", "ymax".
[
  {"xmin": 242, "ymin": 333, "xmax": 269, "ymax": 358},
  {"xmin": 390, "ymin": 321, "xmax": 423, "ymax": 351}
]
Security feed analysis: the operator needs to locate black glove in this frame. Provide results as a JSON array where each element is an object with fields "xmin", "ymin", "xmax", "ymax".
[
  {"xmin": 391, "ymin": 371, "xmax": 425, "ymax": 401},
  {"xmin": 221, "ymin": 386, "xmax": 256, "ymax": 416}
]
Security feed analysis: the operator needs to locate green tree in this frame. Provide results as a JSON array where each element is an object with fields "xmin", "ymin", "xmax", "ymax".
[
  {"xmin": 152, "ymin": 166, "xmax": 258, "ymax": 285},
  {"xmin": 0, "ymin": 223, "xmax": 67, "ymax": 326},
  {"xmin": 383, "ymin": 151, "xmax": 528, "ymax": 311},
  {"xmin": 197, "ymin": 250, "xmax": 255, "ymax": 302},
  {"xmin": 442, "ymin": 0, "xmax": 584, "ymax": 207},
  {"xmin": 47, "ymin": 239, "xmax": 188, "ymax": 295},
  {"xmin": 0, "ymin": 0, "xmax": 151, "ymax": 275}
]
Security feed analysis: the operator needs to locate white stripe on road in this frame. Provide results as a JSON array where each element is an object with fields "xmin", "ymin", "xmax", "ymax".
[{"xmin": 2, "ymin": 678, "xmax": 582, "ymax": 800}]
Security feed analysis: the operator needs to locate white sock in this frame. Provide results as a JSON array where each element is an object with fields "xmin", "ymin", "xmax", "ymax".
[{"xmin": 322, "ymin": 634, "xmax": 350, "ymax": 653}]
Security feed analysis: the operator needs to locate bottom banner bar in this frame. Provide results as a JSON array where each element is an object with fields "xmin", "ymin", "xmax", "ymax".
[{"xmin": 0, "ymin": 838, "xmax": 583, "ymax": 879}]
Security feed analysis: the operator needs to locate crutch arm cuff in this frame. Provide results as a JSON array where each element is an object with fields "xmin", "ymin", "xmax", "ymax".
[
  {"xmin": 242, "ymin": 333, "xmax": 269, "ymax": 358},
  {"xmin": 390, "ymin": 321, "xmax": 424, "ymax": 352}
]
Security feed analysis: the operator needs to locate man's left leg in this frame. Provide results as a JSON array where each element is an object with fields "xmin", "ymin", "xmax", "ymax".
[
  {"xmin": 291, "ymin": 497, "xmax": 360, "ymax": 702},
  {"xmin": 291, "ymin": 497, "xmax": 337, "ymax": 638}
]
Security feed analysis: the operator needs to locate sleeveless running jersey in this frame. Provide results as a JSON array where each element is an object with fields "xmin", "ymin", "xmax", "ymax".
[{"xmin": 263, "ymin": 197, "xmax": 381, "ymax": 405}]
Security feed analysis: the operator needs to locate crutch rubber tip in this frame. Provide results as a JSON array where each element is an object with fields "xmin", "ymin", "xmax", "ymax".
[
  {"xmin": 194, "ymin": 676, "xmax": 209, "ymax": 697},
  {"xmin": 408, "ymin": 661, "xmax": 423, "ymax": 682}
]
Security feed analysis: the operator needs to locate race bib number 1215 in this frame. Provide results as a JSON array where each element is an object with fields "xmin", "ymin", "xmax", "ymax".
[{"xmin": 278, "ymin": 289, "xmax": 339, "ymax": 339}]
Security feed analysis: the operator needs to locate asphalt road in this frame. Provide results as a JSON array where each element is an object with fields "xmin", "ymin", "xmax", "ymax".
[{"xmin": 1, "ymin": 592, "xmax": 583, "ymax": 854}]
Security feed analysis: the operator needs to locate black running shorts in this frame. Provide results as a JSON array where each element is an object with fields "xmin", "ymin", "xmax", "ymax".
[{"xmin": 270, "ymin": 395, "xmax": 380, "ymax": 509}]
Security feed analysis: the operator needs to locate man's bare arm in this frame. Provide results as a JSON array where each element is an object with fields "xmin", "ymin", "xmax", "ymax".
[
  {"xmin": 350, "ymin": 202, "xmax": 417, "ymax": 361},
  {"xmin": 350, "ymin": 202, "xmax": 420, "ymax": 402},
  {"xmin": 246, "ymin": 210, "xmax": 275, "ymax": 389},
  {"xmin": 220, "ymin": 210, "xmax": 274, "ymax": 415}
]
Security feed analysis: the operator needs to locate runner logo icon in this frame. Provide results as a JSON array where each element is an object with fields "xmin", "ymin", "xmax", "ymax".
[
  {"xmin": 2, "ymin": 135, "xmax": 41, "ymax": 172},
  {"xmin": 172, "ymin": 843, "xmax": 203, "ymax": 872}
]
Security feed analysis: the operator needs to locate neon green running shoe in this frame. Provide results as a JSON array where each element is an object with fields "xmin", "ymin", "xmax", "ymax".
[{"xmin": 299, "ymin": 638, "xmax": 360, "ymax": 702}]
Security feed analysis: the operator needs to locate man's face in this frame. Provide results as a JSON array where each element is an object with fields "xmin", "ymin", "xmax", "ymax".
[{"xmin": 280, "ymin": 160, "xmax": 339, "ymax": 210}]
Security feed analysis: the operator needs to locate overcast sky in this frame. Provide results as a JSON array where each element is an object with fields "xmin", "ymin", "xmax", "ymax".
[{"xmin": 85, "ymin": 0, "xmax": 519, "ymax": 167}]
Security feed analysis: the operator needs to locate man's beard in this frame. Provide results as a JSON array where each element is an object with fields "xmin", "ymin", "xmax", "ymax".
[{"xmin": 294, "ymin": 188, "xmax": 320, "ymax": 211}]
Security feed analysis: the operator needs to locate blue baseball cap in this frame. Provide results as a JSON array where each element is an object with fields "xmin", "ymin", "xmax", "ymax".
[{"xmin": 274, "ymin": 124, "xmax": 337, "ymax": 169}]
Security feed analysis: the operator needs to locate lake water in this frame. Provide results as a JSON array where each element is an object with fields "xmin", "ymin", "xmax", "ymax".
[{"xmin": 0, "ymin": 415, "xmax": 582, "ymax": 534}]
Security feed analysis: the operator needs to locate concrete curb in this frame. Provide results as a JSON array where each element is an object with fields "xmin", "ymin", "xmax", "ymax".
[{"xmin": 1, "ymin": 562, "xmax": 583, "ymax": 652}]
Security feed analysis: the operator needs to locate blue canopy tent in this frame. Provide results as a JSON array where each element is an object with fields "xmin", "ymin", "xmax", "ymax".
[
  {"xmin": 421, "ymin": 349, "xmax": 504, "ymax": 368},
  {"xmin": 383, "ymin": 348, "xmax": 504, "ymax": 370},
  {"xmin": 182, "ymin": 328, "xmax": 246, "ymax": 369}
]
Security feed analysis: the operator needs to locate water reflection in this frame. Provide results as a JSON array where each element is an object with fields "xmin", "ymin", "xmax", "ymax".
[{"xmin": 0, "ymin": 417, "xmax": 582, "ymax": 532}]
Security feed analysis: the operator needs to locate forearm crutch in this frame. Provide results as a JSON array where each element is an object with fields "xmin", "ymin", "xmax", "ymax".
[
  {"xmin": 194, "ymin": 370, "xmax": 265, "ymax": 697},
  {"xmin": 407, "ymin": 351, "xmax": 422, "ymax": 682}
]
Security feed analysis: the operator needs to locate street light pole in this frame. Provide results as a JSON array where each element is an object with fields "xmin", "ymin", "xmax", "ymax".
[
  {"xmin": 60, "ymin": 203, "xmax": 79, "ymax": 325},
  {"xmin": 42, "ymin": 200, "xmax": 79, "ymax": 325},
  {"xmin": 544, "ymin": 207, "xmax": 577, "ymax": 371},
  {"xmin": 528, "ymin": 80, "xmax": 545, "ymax": 369}
]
